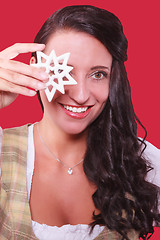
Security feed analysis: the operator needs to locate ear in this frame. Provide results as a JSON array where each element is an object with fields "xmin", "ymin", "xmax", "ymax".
[{"xmin": 30, "ymin": 56, "xmax": 36, "ymax": 65}]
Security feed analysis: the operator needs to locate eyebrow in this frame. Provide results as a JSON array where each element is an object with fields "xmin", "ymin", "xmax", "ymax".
[
  {"xmin": 90, "ymin": 66, "xmax": 110, "ymax": 71},
  {"xmin": 55, "ymin": 62, "xmax": 110, "ymax": 72}
]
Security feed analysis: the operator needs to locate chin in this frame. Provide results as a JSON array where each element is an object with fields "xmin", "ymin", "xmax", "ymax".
[
  {"xmin": 65, "ymin": 128, "xmax": 87, "ymax": 136},
  {"xmin": 60, "ymin": 123, "xmax": 88, "ymax": 136}
]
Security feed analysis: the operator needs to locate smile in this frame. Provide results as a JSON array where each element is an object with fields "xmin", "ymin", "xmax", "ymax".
[
  {"xmin": 63, "ymin": 105, "xmax": 88, "ymax": 113},
  {"xmin": 59, "ymin": 104, "xmax": 92, "ymax": 119}
]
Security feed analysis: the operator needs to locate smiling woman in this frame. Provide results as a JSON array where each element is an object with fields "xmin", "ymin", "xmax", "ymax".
[
  {"xmin": 32, "ymin": 30, "xmax": 112, "ymax": 134},
  {"xmin": 0, "ymin": 5, "xmax": 160, "ymax": 240}
]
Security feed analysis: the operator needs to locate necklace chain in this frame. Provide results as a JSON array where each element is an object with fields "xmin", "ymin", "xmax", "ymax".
[{"xmin": 36, "ymin": 124, "xmax": 84, "ymax": 175}]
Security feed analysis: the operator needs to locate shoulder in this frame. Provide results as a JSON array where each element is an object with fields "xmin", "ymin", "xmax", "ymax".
[
  {"xmin": 2, "ymin": 124, "xmax": 29, "ymax": 135},
  {"xmin": 0, "ymin": 124, "xmax": 32, "ymax": 179},
  {"xmin": 0, "ymin": 124, "xmax": 30, "ymax": 158},
  {"xmin": 142, "ymin": 140, "xmax": 160, "ymax": 187}
]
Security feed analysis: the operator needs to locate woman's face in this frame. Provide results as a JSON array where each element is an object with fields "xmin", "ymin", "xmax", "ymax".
[{"xmin": 40, "ymin": 30, "xmax": 112, "ymax": 135}]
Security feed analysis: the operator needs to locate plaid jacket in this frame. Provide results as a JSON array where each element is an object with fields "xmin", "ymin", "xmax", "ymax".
[{"xmin": 0, "ymin": 125, "xmax": 139, "ymax": 240}]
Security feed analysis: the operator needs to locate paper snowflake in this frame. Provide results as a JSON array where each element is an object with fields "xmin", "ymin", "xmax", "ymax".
[{"xmin": 31, "ymin": 50, "xmax": 77, "ymax": 102}]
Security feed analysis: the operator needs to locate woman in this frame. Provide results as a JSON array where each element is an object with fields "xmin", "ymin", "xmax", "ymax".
[{"xmin": 0, "ymin": 5, "xmax": 160, "ymax": 240}]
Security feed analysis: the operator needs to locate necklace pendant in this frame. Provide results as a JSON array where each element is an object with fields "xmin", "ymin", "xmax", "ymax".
[{"xmin": 68, "ymin": 168, "xmax": 73, "ymax": 175}]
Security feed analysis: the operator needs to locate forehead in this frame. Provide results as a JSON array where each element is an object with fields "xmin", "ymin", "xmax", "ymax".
[{"xmin": 44, "ymin": 30, "xmax": 112, "ymax": 68}]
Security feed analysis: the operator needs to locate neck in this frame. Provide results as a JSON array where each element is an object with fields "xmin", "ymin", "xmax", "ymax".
[{"xmin": 36, "ymin": 115, "xmax": 88, "ymax": 166}]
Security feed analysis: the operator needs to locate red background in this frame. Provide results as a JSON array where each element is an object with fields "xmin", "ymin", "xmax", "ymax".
[{"xmin": 0, "ymin": 0, "xmax": 159, "ymax": 238}]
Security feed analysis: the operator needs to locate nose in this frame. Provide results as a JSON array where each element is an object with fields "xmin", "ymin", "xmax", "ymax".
[{"xmin": 66, "ymin": 76, "xmax": 90, "ymax": 105}]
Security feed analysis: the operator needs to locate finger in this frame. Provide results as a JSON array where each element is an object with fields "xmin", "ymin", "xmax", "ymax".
[
  {"xmin": 0, "ymin": 58, "xmax": 49, "ymax": 82},
  {"xmin": 0, "ymin": 78, "xmax": 37, "ymax": 97},
  {"xmin": 0, "ymin": 43, "xmax": 45, "ymax": 60},
  {"xmin": 0, "ymin": 68, "xmax": 47, "ymax": 91}
]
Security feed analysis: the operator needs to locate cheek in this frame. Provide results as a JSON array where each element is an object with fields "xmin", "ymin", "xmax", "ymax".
[
  {"xmin": 93, "ymin": 82, "xmax": 110, "ymax": 104},
  {"xmin": 100, "ymin": 89, "xmax": 109, "ymax": 102}
]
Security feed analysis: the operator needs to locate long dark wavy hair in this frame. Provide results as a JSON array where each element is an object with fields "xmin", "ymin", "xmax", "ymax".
[{"xmin": 32, "ymin": 5, "xmax": 160, "ymax": 239}]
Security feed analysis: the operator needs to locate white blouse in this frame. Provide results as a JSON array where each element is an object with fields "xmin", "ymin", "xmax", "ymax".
[{"xmin": 0, "ymin": 124, "xmax": 160, "ymax": 240}]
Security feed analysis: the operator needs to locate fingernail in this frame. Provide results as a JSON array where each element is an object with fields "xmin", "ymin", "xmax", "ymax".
[
  {"xmin": 29, "ymin": 90, "xmax": 37, "ymax": 96},
  {"xmin": 36, "ymin": 44, "xmax": 45, "ymax": 50},
  {"xmin": 37, "ymin": 44, "xmax": 45, "ymax": 47}
]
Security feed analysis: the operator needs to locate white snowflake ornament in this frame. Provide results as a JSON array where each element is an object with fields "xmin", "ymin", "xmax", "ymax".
[{"xmin": 31, "ymin": 50, "xmax": 77, "ymax": 102}]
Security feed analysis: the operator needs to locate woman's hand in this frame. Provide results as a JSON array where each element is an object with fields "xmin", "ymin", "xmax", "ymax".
[{"xmin": 0, "ymin": 43, "xmax": 48, "ymax": 109}]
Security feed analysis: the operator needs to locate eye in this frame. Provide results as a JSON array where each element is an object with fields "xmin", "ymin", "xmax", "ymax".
[{"xmin": 91, "ymin": 71, "xmax": 108, "ymax": 80}]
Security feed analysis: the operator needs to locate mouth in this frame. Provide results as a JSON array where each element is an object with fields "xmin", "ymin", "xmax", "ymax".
[
  {"xmin": 63, "ymin": 105, "xmax": 89, "ymax": 113},
  {"xmin": 59, "ymin": 104, "xmax": 92, "ymax": 119}
]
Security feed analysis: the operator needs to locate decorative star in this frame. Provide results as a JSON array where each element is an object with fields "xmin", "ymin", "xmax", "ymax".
[{"xmin": 31, "ymin": 50, "xmax": 77, "ymax": 102}]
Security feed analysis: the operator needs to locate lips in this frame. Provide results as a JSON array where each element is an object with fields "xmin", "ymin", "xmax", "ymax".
[{"xmin": 59, "ymin": 104, "xmax": 92, "ymax": 119}]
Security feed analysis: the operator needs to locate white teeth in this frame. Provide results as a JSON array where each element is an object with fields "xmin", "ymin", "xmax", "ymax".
[
  {"xmin": 72, "ymin": 107, "xmax": 77, "ymax": 112},
  {"xmin": 63, "ymin": 105, "xmax": 88, "ymax": 113},
  {"xmin": 77, "ymin": 108, "xmax": 82, "ymax": 113}
]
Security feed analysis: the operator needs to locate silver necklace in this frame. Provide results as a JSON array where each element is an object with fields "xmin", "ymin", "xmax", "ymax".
[{"xmin": 36, "ymin": 124, "xmax": 84, "ymax": 175}]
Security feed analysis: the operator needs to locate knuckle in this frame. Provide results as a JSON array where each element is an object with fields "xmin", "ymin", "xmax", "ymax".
[
  {"xmin": 11, "ymin": 72, "xmax": 19, "ymax": 82},
  {"xmin": 6, "ymin": 81, "xmax": 16, "ymax": 91},
  {"xmin": 9, "ymin": 59, "xmax": 19, "ymax": 68},
  {"xmin": 0, "ymin": 58, "xmax": 4, "ymax": 66}
]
